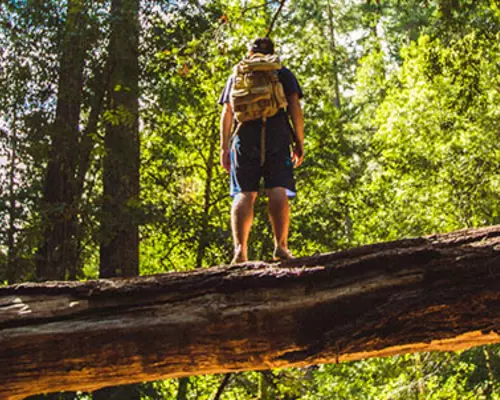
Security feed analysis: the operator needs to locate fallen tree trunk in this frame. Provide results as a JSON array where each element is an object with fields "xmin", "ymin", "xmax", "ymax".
[{"xmin": 1, "ymin": 226, "xmax": 500, "ymax": 399}]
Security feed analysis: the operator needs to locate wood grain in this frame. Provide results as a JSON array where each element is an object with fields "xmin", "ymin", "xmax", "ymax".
[{"xmin": 1, "ymin": 226, "xmax": 500, "ymax": 399}]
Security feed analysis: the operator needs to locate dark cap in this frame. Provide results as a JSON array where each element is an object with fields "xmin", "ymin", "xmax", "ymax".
[{"xmin": 249, "ymin": 37, "xmax": 275, "ymax": 55}]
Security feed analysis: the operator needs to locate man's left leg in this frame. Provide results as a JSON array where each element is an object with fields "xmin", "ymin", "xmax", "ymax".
[
  {"xmin": 266, "ymin": 187, "xmax": 293, "ymax": 260},
  {"xmin": 231, "ymin": 191, "xmax": 258, "ymax": 263}
]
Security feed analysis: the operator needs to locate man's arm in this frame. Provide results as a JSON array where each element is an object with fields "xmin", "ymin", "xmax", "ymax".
[
  {"xmin": 287, "ymin": 92, "xmax": 304, "ymax": 167},
  {"xmin": 220, "ymin": 102, "xmax": 234, "ymax": 172}
]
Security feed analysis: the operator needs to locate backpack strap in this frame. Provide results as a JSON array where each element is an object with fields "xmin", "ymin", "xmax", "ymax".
[
  {"xmin": 231, "ymin": 121, "xmax": 243, "ymax": 142},
  {"xmin": 260, "ymin": 117, "xmax": 267, "ymax": 166},
  {"xmin": 230, "ymin": 118, "xmax": 267, "ymax": 167}
]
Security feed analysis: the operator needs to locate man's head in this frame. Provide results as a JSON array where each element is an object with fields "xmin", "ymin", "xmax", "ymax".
[{"xmin": 249, "ymin": 37, "xmax": 275, "ymax": 55}]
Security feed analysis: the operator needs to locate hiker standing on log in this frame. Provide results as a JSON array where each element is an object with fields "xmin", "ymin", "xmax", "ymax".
[{"xmin": 219, "ymin": 37, "xmax": 305, "ymax": 264}]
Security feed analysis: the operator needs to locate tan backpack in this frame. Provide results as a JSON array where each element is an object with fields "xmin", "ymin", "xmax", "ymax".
[
  {"xmin": 230, "ymin": 53, "xmax": 288, "ymax": 123},
  {"xmin": 230, "ymin": 53, "xmax": 289, "ymax": 165}
]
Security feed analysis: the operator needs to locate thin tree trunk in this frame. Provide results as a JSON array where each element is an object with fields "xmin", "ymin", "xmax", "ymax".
[
  {"xmin": 6, "ymin": 109, "xmax": 18, "ymax": 284},
  {"xmin": 414, "ymin": 352, "xmax": 425, "ymax": 399},
  {"xmin": 36, "ymin": 0, "xmax": 88, "ymax": 281},
  {"xmin": 176, "ymin": 378, "xmax": 189, "ymax": 400},
  {"xmin": 75, "ymin": 66, "xmax": 108, "ymax": 200},
  {"xmin": 183, "ymin": 121, "xmax": 217, "ymax": 398},
  {"xmin": 212, "ymin": 374, "xmax": 232, "ymax": 400},
  {"xmin": 99, "ymin": 0, "xmax": 140, "ymax": 279},
  {"xmin": 326, "ymin": 1, "xmax": 341, "ymax": 111},
  {"xmin": 195, "ymin": 123, "xmax": 217, "ymax": 268},
  {"xmin": 258, "ymin": 372, "xmax": 271, "ymax": 400},
  {"xmin": 482, "ymin": 347, "xmax": 495, "ymax": 397},
  {"xmin": 70, "ymin": 65, "xmax": 108, "ymax": 280}
]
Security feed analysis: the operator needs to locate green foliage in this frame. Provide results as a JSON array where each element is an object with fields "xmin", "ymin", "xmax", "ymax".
[
  {"xmin": 0, "ymin": 0, "xmax": 64, "ymax": 283},
  {"xmin": 2, "ymin": 0, "xmax": 500, "ymax": 398},
  {"xmin": 305, "ymin": 347, "xmax": 500, "ymax": 399},
  {"xmin": 350, "ymin": 31, "xmax": 500, "ymax": 243}
]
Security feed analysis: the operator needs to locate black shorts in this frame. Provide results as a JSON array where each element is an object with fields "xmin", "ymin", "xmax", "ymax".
[{"xmin": 230, "ymin": 113, "xmax": 297, "ymax": 197}]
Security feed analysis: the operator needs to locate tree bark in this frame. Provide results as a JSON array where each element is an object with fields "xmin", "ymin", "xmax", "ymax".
[
  {"xmin": 176, "ymin": 378, "xmax": 189, "ymax": 400},
  {"xmin": 195, "ymin": 120, "xmax": 217, "ymax": 269},
  {"xmin": 6, "ymin": 108, "xmax": 19, "ymax": 284},
  {"xmin": 1, "ymin": 225, "xmax": 500, "ymax": 399},
  {"xmin": 99, "ymin": 0, "xmax": 140, "ymax": 279},
  {"xmin": 36, "ymin": 0, "xmax": 88, "ymax": 281},
  {"xmin": 96, "ymin": 1, "xmax": 140, "ymax": 397},
  {"xmin": 326, "ymin": 1, "xmax": 341, "ymax": 111},
  {"xmin": 68, "ymin": 65, "xmax": 108, "ymax": 281}
]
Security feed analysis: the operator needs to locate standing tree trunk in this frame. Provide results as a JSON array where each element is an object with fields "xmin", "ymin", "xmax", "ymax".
[
  {"xmin": 99, "ymin": 0, "xmax": 140, "ymax": 279},
  {"xmin": 28, "ymin": 2, "xmax": 91, "ymax": 397},
  {"xmin": 176, "ymin": 378, "xmax": 189, "ymax": 400},
  {"xmin": 178, "ymin": 122, "xmax": 218, "ymax": 399},
  {"xmin": 195, "ymin": 118, "xmax": 217, "ymax": 269},
  {"xmin": 177, "ymin": 116, "xmax": 218, "ymax": 400},
  {"xmin": 6, "ymin": 109, "xmax": 18, "ymax": 284},
  {"xmin": 95, "ymin": 0, "xmax": 140, "ymax": 397},
  {"xmin": 326, "ymin": 1, "xmax": 341, "ymax": 111},
  {"xmin": 69, "ymin": 65, "xmax": 108, "ymax": 280},
  {"xmin": 36, "ymin": 0, "xmax": 88, "ymax": 281}
]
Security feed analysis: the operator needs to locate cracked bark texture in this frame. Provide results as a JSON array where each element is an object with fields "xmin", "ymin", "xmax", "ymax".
[{"xmin": 1, "ymin": 225, "xmax": 500, "ymax": 399}]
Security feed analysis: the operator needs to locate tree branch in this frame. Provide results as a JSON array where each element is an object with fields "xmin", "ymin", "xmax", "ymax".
[
  {"xmin": 266, "ymin": 0, "xmax": 286, "ymax": 37},
  {"xmin": 212, "ymin": 374, "xmax": 232, "ymax": 400}
]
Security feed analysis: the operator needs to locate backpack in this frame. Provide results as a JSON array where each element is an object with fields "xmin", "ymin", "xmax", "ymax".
[{"xmin": 230, "ymin": 53, "xmax": 288, "ymax": 123}]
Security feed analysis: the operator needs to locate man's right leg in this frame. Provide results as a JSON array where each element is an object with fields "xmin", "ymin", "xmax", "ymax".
[
  {"xmin": 266, "ymin": 187, "xmax": 293, "ymax": 260},
  {"xmin": 231, "ymin": 191, "xmax": 258, "ymax": 263}
]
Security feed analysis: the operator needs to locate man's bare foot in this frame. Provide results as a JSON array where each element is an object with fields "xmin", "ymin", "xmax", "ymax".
[
  {"xmin": 231, "ymin": 251, "xmax": 248, "ymax": 265},
  {"xmin": 273, "ymin": 247, "xmax": 294, "ymax": 261}
]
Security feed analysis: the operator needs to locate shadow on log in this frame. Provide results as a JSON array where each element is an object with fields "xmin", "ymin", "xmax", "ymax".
[{"xmin": 1, "ymin": 225, "xmax": 500, "ymax": 399}]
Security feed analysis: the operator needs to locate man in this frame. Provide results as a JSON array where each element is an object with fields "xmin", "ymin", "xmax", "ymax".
[{"xmin": 219, "ymin": 37, "xmax": 305, "ymax": 264}]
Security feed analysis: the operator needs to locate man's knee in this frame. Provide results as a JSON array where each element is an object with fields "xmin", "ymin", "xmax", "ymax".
[
  {"xmin": 233, "ymin": 191, "xmax": 258, "ymax": 206},
  {"xmin": 266, "ymin": 187, "xmax": 288, "ymax": 202}
]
